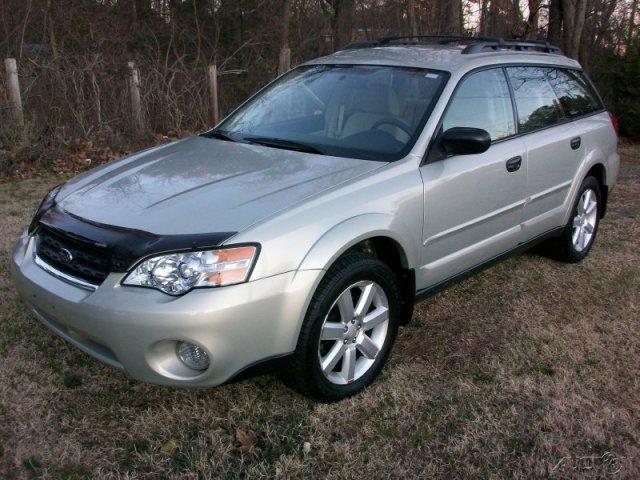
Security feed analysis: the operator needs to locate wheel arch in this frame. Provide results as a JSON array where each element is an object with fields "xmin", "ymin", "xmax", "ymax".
[
  {"xmin": 564, "ymin": 157, "xmax": 609, "ymax": 225},
  {"xmin": 297, "ymin": 214, "xmax": 418, "ymax": 325},
  {"xmin": 585, "ymin": 162, "xmax": 608, "ymax": 218}
]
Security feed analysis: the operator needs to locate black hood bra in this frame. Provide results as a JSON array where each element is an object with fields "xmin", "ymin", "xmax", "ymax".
[{"xmin": 36, "ymin": 204, "xmax": 237, "ymax": 272}]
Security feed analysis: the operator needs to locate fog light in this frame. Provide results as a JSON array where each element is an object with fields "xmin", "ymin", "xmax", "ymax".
[{"xmin": 176, "ymin": 342, "xmax": 210, "ymax": 371}]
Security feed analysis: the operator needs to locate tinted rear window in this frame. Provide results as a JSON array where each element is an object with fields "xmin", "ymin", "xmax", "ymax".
[
  {"xmin": 546, "ymin": 69, "xmax": 602, "ymax": 118},
  {"xmin": 506, "ymin": 66, "xmax": 563, "ymax": 133}
]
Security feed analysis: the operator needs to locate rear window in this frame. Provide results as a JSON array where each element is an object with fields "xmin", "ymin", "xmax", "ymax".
[
  {"xmin": 546, "ymin": 69, "xmax": 602, "ymax": 118},
  {"xmin": 506, "ymin": 66, "xmax": 563, "ymax": 134}
]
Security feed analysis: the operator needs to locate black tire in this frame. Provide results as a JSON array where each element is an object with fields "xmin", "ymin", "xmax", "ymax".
[
  {"xmin": 550, "ymin": 176, "xmax": 601, "ymax": 263},
  {"xmin": 284, "ymin": 252, "xmax": 401, "ymax": 402}
]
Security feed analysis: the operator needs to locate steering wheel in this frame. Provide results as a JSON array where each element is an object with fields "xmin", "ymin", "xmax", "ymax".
[{"xmin": 371, "ymin": 118, "xmax": 413, "ymax": 141}]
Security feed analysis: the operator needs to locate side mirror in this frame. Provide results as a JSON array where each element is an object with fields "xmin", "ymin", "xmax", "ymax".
[{"xmin": 440, "ymin": 127, "xmax": 491, "ymax": 156}]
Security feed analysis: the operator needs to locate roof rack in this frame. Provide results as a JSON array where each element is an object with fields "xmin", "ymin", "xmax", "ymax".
[
  {"xmin": 378, "ymin": 35, "xmax": 504, "ymax": 46},
  {"xmin": 462, "ymin": 39, "xmax": 563, "ymax": 54},
  {"xmin": 341, "ymin": 35, "xmax": 563, "ymax": 55}
]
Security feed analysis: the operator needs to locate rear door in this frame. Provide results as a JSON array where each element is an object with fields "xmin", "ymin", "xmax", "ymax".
[
  {"xmin": 418, "ymin": 68, "xmax": 527, "ymax": 289},
  {"xmin": 506, "ymin": 66, "xmax": 594, "ymax": 238}
]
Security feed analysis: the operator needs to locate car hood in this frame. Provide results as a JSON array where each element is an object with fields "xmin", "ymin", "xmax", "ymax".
[{"xmin": 57, "ymin": 136, "xmax": 384, "ymax": 235}]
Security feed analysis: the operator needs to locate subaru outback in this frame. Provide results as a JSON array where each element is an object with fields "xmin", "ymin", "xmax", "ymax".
[{"xmin": 11, "ymin": 36, "xmax": 620, "ymax": 401}]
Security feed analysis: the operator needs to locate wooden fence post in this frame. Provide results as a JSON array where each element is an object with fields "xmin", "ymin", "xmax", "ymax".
[
  {"xmin": 4, "ymin": 58, "xmax": 26, "ymax": 142},
  {"xmin": 208, "ymin": 64, "xmax": 219, "ymax": 125},
  {"xmin": 127, "ymin": 61, "xmax": 144, "ymax": 132},
  {"xmin": 278, "ymin": 47, "xmax": 291, "ymax": 75}
]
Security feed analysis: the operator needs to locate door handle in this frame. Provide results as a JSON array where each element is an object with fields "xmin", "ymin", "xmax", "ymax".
[
  {"xmin": 506, "ymin": 156, "xmax": 522, "ymax": 172},
  {"xmin": 570, "ymin": 137, "xmax": 581, "ymax": 150}
]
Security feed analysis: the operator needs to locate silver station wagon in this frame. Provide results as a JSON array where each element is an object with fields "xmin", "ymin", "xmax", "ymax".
[{"xmin": 12, "ymin": 36, "xmax": 619, "ymax": 401}]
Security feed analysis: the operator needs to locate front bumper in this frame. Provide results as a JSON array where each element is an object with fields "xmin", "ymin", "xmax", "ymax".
[{"xmin": 11, "ymin": 233, "xmax": 321, "ymax": 386}]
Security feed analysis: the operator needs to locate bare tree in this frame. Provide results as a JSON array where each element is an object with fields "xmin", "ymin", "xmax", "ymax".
[
  {"xmin": 579, "ymin": 0, "xmax": 618, "ymax": 69},
  {"xmin": 523, "ymin": 0, "xmax": 543, "ymax": 38},
  {"xmin": 408, "ymin": 0, "xmax": 418, "ymax": 36},
  {"xmin": 322, "ymin": 0, "xmax": 356, "ymax": 49},
  {"xmin": 482, "ymin": 0, "xmax": 510, "ymax": 37},
  {"xmin": 561, "ymin": 0, "xmax": 588, "ymax": 58},
  {"xmin": 279, "ymin": 0, "xmax": 293, "ymax": 74},
  {"xmin": 281, "ymin": 0, "xmax": 293, "ymax": 49},
  {"xmin": 548, "ymin": 0, "xmax": 563, "ymax": 45},
  {"xmin": 2, "ymin": 0, "xmax": 640, "ymax": 151},
  {"xmin": 438, "ymin": 0, "xmax": 463, "ymax": 35}
]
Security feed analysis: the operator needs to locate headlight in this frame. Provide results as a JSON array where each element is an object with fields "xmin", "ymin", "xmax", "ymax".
[
  {"xmin": 122, "ymin": 245, "xmax": 259, "ymax": 295},
  {"xmin": 29, "ymin": 184, "xmax": 62, "ymax": 234}
]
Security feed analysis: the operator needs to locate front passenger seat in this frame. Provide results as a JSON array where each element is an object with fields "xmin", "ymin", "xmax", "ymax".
[{"xmin": 339, "ymin": 83, "xmax": 403, "ymax": 140}]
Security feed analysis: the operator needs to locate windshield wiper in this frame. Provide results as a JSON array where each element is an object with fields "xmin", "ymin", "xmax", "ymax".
[
  {"xmin": 244, "ymin": 136, "xmax": 326, "ymax": 155},
  {"xmin": 201, "ymin": 129, "xmax": 237, "ymax": 142}
]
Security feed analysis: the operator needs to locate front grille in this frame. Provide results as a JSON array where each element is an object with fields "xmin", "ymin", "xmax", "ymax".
[{"xmin": 35, "ymin": 227, "xmax": 111, "ymax": 285}]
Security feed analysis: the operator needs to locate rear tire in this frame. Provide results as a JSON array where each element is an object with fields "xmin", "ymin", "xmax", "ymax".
[
  {"xmin": 550, "ymin": 176, "xmax": 601, "ymax": 263},
  {"xmin": 285, "ymin": 252, "xmax": 401, "ymax": 402}
]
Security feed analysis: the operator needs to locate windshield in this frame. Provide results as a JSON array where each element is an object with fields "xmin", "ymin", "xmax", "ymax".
[{"xmin": 216, "ymin": 64, "xmax": 448, "ymax": 161}]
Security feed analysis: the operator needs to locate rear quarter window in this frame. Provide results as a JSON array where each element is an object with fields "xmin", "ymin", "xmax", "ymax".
[{"xmin": 546, "ymin": 69, "xmax": 602, "ymax": 118}]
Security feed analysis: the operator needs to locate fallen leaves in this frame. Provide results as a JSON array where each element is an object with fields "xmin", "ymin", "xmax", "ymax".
[
  {"xmin": 160, "ymin": 438, "xmax": 179, "ymax": 455},
  {"xmin": 0, "ymin": 130, "xmax": 190, "ymax": 181},
  {"xmin": 234, "ymin": 428, "xmax": 257, "ymax": 456}
]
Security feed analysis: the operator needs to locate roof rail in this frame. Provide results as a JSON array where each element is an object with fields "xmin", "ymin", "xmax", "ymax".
[
  {"xmin": 378, "ymin": 35, "xmax": 504, "ymax": 46},
  {"xmin": 342, "ymin": 40, "xmax": 381, "ymax": 50},
  {"xmin": 341, "ymin": 35, "xmax": 563, "ymax": 55},
  {"xmin": 462, "ymin": 39, "xmax": 563, "ymax": 54},
  {"xmin": 342, "ymin": 35, "xmax": 501, "ymax": 50}
]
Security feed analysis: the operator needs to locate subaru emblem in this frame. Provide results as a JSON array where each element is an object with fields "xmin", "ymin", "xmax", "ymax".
[{"xmin": 60, "ymin": 248, "xmax": 73, "ymax": 263}]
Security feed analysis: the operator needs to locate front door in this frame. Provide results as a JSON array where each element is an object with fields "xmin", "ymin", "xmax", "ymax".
[{"xmin": 417, "ymin": 68, "xmax": 527, "ymax": 290}]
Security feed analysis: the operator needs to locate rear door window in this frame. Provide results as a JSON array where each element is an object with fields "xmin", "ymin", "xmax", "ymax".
[
  {"xmin": 442, "ymin": 68, "xmax": 516, "ymax": 141},
  {"xmin": 546, "ymin": 69, "xmax": 602, "ymax": 118},
  {"xmin": 506, "ymin": 66, "xmax": 563, "ymax": 133}
]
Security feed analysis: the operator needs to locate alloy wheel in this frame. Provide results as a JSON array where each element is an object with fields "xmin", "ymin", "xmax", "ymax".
[
  {"xmin": 317, "ymin": 281, "xmax": 389, "ymax": 385},
  {"xmin": 572, "ymin": 188, "xmax": 598, "ymax": 252}
]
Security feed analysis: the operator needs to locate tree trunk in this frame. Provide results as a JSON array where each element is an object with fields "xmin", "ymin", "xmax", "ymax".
[
  {"xmin": 548, "ymin": 0, "xmax": 563, "ymax": 46},
  {"xmin": 479, "ymin": 0, "xmax": 490, "ymax": 36},
  {"xmin": 572, "ymin": 0, "xmax": 588, "ymax": 59},
  {"xmin": 486, "ymin": 0, "xmax": 510, "ymax": 37},
  {"xmin": 438, "ymin": 0, "xmax": 463, "ymax": 35},
  {"xmin": 524, "ymin": 0, "xmax": 542, "ymax": 38},
  {"xmin": 331, "ymin": 0, "xmax": 355, "ymax": 50},
  {"xmin": 408, "ymin": 0, "xmax": 418, "ymax": 36},
  {"xmin": 281, "ymin": 0, "xmax": 293, "ymax": 48},
  {"xmin": 560, "ymin": 0, "xmax": 587, "ymax": 59}
]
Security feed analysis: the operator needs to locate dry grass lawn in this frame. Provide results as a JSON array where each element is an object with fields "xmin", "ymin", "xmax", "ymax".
[{"xmin": 0, "ymin": 144, "xmax": 638, "ymax": 479}]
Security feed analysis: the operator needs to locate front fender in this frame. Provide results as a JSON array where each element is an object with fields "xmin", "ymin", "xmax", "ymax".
[{"xmin": 297, "ymin": 213, "xmax": 419, "ymax": 272}]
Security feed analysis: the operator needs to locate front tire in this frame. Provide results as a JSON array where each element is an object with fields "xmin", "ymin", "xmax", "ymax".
[{"xmin": 286, "ymin": 252, "xmax": 401, "ymax": 402}]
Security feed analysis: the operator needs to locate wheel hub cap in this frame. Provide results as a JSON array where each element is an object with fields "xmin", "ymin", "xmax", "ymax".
[
  {"xmin": 317, "ymin": 280, "xmax": 390, "ymax": 385},
  {"xmin": 345, "ymin": 323, "xmax": 359, "ymax": 340},
  {"xmin": 572, "ymin": 188, "xmax": 598, "ymax": 252}
]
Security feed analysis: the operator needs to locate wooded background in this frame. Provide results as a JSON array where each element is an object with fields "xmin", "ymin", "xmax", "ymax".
[{"xmin": 0, "ymin": 0, "xmax": 639, "ymax": 157}]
